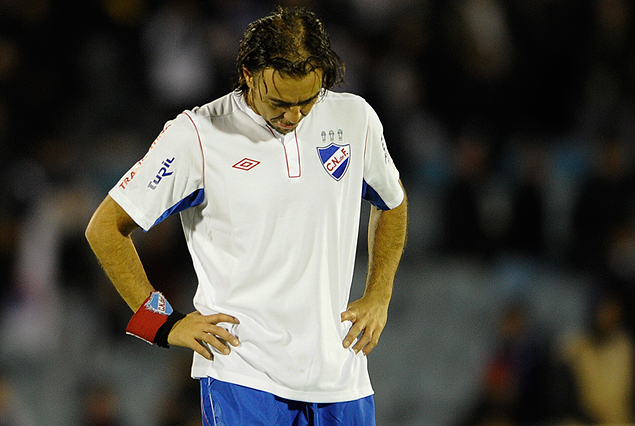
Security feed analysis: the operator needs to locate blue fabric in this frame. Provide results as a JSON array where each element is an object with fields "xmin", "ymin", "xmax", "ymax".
[
  {"xmin": 148, "ymin": 188, "xmax": 205, "ymax": 230},
  {"xmin": 200, "ymin": 378, "xmax": 376, "ymax": 426},
  {"xmin": 361, "ymin": 181, "xmax": 389, "ymax": 210}
]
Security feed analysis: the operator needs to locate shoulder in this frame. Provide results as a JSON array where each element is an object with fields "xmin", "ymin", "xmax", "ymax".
[
  {"xmin": 320, "ymin": 91, "xmax": 384, "ymax": 132},
  {"xmin": 319, "ymin": 90, "xmax": 369, "ymax": 108},
  {"xmin": 146, "ymin": 94, "xmax": 238, "ymax": 150},
  {"xmin": 315, "ymin": 91, "xmax": 379, "ymax": 121},
  {"xmin": 169, "ymin": 92, "xmax": 253, "ymax": 137},
  {"xmin": 183, "ymin": 92, "xmax": 240, "ymax": 122}
]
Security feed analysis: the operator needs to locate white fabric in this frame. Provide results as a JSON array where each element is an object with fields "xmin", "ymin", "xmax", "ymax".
[{"xmin": 109, "ymin": 90, "xmax": 404, "ymax": 403}]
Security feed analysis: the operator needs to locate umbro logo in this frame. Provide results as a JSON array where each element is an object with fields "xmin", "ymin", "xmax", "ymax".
[{"xmin": 233, "ymin": 158, "xmax": 260, "ymax": 171}]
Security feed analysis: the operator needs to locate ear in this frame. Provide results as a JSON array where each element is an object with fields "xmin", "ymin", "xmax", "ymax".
[{"xmin": 243, "ymin": 66, "xmax": 254, "ymax": 89}]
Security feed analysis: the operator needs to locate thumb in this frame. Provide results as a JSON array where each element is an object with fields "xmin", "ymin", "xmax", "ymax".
[{"xmin": 341, "ymin": 309, "xmax": 357, "ymax": 322}]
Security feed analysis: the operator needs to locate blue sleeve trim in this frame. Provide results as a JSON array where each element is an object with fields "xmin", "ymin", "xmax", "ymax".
[
  {"xmin": 362, "ymin": 180, "xmax": 390, "ymax": 210},
  {"xmin": 147, "ymin": 188, "xmax": 205, "ymax": 230}
]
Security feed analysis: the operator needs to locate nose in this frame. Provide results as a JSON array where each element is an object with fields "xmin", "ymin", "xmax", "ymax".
[{"xmin": 285, "ymin": 106, "xmax": 303, "ymax": 124}]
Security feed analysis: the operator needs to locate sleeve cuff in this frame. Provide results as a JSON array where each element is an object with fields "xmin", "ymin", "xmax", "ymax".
[{"xmin": 126, "ymin": 292, "xmax": 176, "ymax": 345}]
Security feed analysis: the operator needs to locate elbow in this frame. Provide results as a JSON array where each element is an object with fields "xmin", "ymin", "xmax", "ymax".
[
  {"xmin": 85, "ymin": 195, "xmax": 136, "ymax": 249},
  {"xmin": 85, "ymin": 200, "xmax": 113, "ymax": 250},
  {"xmin": 85, "ymin": 213, "xmax": 101, "ymax": 250}
]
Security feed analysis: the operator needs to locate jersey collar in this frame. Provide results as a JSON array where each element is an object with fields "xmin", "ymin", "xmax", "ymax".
[
  {"xmin": 234, "ymin": 92, "xmax": 276, "ymax": 130},
  {"xmin": 233, "ymin": 91, "xmax": 294, "ymax": 139}
]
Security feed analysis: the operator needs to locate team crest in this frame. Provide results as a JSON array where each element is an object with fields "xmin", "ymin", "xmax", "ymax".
[
  {"xmin": 145, "ymin": 292, "xmax": 173, "ymax": 316},
  {"xmin": 317, "ymin": 143, "xmax": 350, "ymax": 181}
]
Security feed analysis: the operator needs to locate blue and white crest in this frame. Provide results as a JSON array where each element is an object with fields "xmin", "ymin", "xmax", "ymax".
[
  {"xmin": 317, "ymin": 143, "xmax": 350, "ymax": 181},
  {"xmin": 145, "ymin": 292, "xmax": 173, "ymax": 316}
]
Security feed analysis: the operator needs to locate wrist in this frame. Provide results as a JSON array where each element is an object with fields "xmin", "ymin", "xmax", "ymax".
[
  {"xmin": 155, "ymin": 310, "xmax": 186, "ymax": 348},
  {"xmin": 125, "ymin": 291, "xmax": 184, "ymax": 348}
]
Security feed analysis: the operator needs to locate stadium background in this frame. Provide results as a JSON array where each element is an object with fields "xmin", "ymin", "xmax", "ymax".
[{"xmin": 0, "ymin": 0, "xmax": 634, "ymax": 425}]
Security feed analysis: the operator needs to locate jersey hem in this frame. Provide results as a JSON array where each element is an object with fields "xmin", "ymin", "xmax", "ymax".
[
  {"xmin": 384, "ymin": 189, "xmax": 405, "ymax": 210},
  {"xmin": 191, "ymin": 368, "xmax": 374, "ymax": 404},
  {"xmin": 109, "ymin": 189, "xmax": 155, "ymax": 231}
]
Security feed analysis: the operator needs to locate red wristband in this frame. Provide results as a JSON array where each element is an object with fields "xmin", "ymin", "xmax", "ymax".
[{"xmin": 126, "ymin": 292, "xmax": 174, "ymax": 345}]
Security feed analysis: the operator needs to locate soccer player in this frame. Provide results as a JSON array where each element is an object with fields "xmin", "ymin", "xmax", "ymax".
[{"xmin": 86, "ymin": 6, "xmax": 407, "ymax": 425}]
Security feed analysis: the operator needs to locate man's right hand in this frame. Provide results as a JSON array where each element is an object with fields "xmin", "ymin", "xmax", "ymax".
[{"xmin": 168, "ymin": 311, "xmax": 240, "ymax": 360}]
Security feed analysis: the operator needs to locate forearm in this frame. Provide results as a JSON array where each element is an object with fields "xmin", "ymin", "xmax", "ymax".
[
  {"xmin": 364, "ymin": 187, "xmax": 408, "ymax": 304},
  {"xmin": 340, "ymin": 186, "xmax": 407, "ymax": 354},
  {"xmin": 86, "ymin": 196, "xmax": 240, "ymax": 356},
  {"xmin": 85, "ymin": 196, "xmax": 154, "ymax": 311}
]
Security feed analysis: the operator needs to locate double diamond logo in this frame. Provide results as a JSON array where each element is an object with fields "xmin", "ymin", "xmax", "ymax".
[{"xmin": 232, "ymin": 158, "xmax": 260, "ymax": 171}]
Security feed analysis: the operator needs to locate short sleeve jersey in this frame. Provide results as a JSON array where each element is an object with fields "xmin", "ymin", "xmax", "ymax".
[{"xmin": 109, "ymin": 91, "xmax": 404, "ymax": 403}]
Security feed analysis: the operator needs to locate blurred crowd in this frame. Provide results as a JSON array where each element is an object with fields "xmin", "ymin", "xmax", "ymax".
[{"xmin": 0, "ymin": 0, "xmax": 635, "ymax": 425}]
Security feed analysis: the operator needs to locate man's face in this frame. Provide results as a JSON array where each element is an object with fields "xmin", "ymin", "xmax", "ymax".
[{"xmin": 244, "ymin": 67, "xmax": 323, "ymax": 134}]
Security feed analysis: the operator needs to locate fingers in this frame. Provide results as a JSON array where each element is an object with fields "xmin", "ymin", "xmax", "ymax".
[
  {"xmin": 209, "ymin": 313, "xmax": 241, "ymax": 325},
  {"xmin": 206, "ymin": 323, "xmax": 240, "ymax": 347},
  {"xmin": 188, "ymin": 310, "xmax": 239, "ymax": 323},
  {"xmin": 194, "ymin": 339, "xmax": 215, "ymax": 360},
  {"xmin": 341, "ymin": 304, "xmax": 386, "ymax": 356},
  {"xmin": 196, "ymin": 317, "xmax": 240, "ymax": 359},
  {"xmin": 188, "ymin": 331, "xmax": 237, "ymax": 361},
  {"xmin": 343, "ymin": 322, "xmax": 381, "ymax": 355},
  {"xmin": 342, "ymin": 318, "xmax": 362, "ymax": 350},
  {"xmin": 169, "ymin": 311, "xmax": 241, "ymax": 359},
  {"xmin": 196, "ymin": 334, "xmax": 229, "ymax": 359},
  {"xmin": 198, "ymin": 324, "xmax": 240, "ymax": 352},
  {"xmin": 353, "ymin": 328, "xmax": 381, "ymax": 356}
]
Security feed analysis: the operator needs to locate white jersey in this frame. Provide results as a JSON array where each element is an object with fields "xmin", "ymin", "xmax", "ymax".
[{"xmin": 109, "ymin": 90, "xmax": 404, "ymax": 403}]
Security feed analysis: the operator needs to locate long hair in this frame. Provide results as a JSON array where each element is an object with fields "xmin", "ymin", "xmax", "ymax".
[{"xmin": 234, "ymin": 6, "xmax": 345, "ymax": 95}]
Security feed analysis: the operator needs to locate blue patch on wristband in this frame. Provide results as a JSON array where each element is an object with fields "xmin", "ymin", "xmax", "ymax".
[{"xmin": 145, "ymin": 291, "xmax": 173, "ymax": 316}]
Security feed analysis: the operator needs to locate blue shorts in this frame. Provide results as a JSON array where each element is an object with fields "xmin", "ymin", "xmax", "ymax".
[{"xmin": 200, "ymin": 377, "xmax": 376, "ymax": 426}]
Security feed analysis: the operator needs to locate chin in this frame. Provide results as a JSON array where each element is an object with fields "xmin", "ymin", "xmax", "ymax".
[{"xmin": 272, "ymin": 124, "xmax": 295, "ymax": 134}]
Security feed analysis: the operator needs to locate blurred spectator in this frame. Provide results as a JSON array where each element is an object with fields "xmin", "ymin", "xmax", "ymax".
[
  {"xmin": 441, "ymin": 126, "xmax": 493, "ymax": 256},
  {"xmin": 505, "ymin": 0, "xmax": 594, "ymax": 134},
  {"xmin": 579, "ymin": 0, "xmax": 635, "ymax": 134},
  {"xmin": 598, "ymin": 222, "xmax": 635, "ymax": 336},
  {"xmin": 157, "ymin": 355, "xmax": 202, "ymax": 426},
  {"xmin": 0, "ymin": 153, "xmax": 63, "ymax": 359},
  {"xmin": 0, "ymin": 369, "xmax": 35, "ymax": 426},
  {"xmin": 429, "ymin": 0, "xmax": 516, "ymax": 139},
  {"xmin": 456, "ymin": 302, "xmax": 548, "ymax": 426},
  {"xmin": 553, "ymin": 293, "xmax": 635, "ymax": 424},
  {"xmin": 0, "ymin": 136, "xmax": 95, "ymax": 359},
  {"xmin": 141, "ymin": 0, "xmax": 216, "ymax": 117},
  {"xmin": 79, "ymin": 380, "xmax": 123, "ymax": 426},
  {"xmin": 0, "ymin": 209, "xmax": 18, "ymax": 304},
  {"xmin": 504, "ymin": 139, "xmax": 547, "ymax": 257},
  {"xmin": 571, "ymin": 131, "xmax": 635, "ymax": 271}
]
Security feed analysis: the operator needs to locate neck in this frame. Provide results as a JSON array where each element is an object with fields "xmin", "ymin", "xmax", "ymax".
[{"xmin": 244, "ymin": 90, "xmax": 259, "ymax": 115}]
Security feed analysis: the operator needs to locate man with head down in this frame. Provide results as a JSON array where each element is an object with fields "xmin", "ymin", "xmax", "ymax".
[{"xmin": 86, "ymin": 6, "xmax": 407, "ymax": 425}]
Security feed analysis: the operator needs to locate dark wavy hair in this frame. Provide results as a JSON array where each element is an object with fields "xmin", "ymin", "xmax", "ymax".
[{"xmin": 234, "ymin": 6, "xmax": 345, "ymax": 95}]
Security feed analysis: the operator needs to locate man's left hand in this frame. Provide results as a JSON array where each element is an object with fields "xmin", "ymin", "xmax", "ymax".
[{"xmin": 340, "ymin": 295, "xmax": 389, "ymax": 356}]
